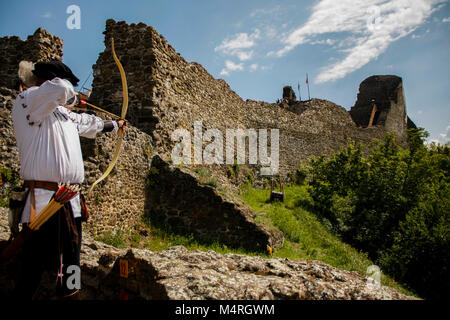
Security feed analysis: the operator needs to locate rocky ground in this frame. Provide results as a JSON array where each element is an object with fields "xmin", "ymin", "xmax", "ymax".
[{"xmin": 0, "ymin": 208, "xmax": 416, "ymax": 300}]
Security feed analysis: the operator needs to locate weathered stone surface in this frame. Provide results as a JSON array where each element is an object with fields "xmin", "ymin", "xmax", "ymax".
[
  {"xmin": 282, "ymin": 86, "xmax": 296, "ymax": 104},
  {"xmin": 349, "ymin": 75, "xmax": 415, "ymax": 142},
  {"xmin": 145, "ymin": 155, "xmax": 284, "ymax": 251},
  {"xmin": 0, "ymin": 87, "xmax": 20, "ymax": 173},
  {"xmin": 0, "ymin": 210, "xmax": 415, "ymax": 300},
  {"xmin": 0, "ymin": 28, "xmax": 63, "ymax": 90},
  {"xmin": 91, "ymin": 20, "xmax": 409, "ymax": 180}
]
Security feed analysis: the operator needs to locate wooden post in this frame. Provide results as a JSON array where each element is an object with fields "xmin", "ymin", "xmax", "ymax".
[{"xmin": 368, "ymin": 103, "xmax": 377, "ymax": 128}]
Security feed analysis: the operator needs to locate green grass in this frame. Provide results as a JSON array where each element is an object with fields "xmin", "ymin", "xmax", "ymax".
[
  {"xmin": 95, "ymin": 216, "xmax": 263, "ymax": 258},
  {"xmin": 95, "ymin": 230, "xmax": 128, "ymax": 248},
  {"xmin": 193, "ymin": 167, "xmax": 219, "ymax": 188},
  {"xmin": 241, "ymin": 184, "xmax": 415, "ymax": 296},
  {"xmin": 143, "ymin": 226, "xmax": 261, "ymax": 257}
]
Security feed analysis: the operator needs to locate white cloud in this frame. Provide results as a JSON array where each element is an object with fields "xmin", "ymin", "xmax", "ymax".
[
  {"xmin": 220, "ymin": 60, "xmax": 244, "ymax": 76},
  {"xmin": 250, "ymin": 5, "xmax": 283, "ymax": 18},
  {"xmin": 235, "ymin": 50, "xmax": 254, "ymax": 61},
  {"xmin": 265, "ymin": 26, "xmax": 278, "ymax": 39},
  {"xmin": 250, "ymin": 63, "xmax": 259, "ymax": 71},
  {"xmin": 215, "ymin": 30, "xmax": 260, "ymax": 61},
  {"xmin": 216, "ymin": 33, "xmax": 255, "ymax": 51},
  {"xmin": 427, "ymin": 125, "xmax": 450, "ymax": 145},
  {"xmin": 41, "ymin": 12, "xmax": 52, "ymax": 19},
  {"xmin": 443, "ymin": 17, "xmax": 450, "ymax": 22},
  {"xmin": 274, "ymin": 0, "xmax": 445, "ymax": 83},
  {"xmin": 310, "ymin": 38, "xmax": 337, "ymax": 45},
  {"xmin": 225, "ymin": 60, "xmax": 244, "ymax": 71}
]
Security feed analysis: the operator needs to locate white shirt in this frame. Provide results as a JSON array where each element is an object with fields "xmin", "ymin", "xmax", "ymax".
[{"xmin": 12, "ymin": 78, "xmax": 105, "ymax": 223}]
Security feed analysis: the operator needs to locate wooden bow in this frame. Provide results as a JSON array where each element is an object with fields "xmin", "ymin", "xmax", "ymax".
[{"xmin": 88, "ymin": 37, "xmax": 128, "ymax": 197}]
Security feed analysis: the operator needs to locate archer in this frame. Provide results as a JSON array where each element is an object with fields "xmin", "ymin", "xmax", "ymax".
[{"xmin": 9, "ymin": 60, "xmax": 126, "ymax": 299}]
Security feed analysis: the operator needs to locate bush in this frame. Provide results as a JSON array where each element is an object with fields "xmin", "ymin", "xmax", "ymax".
[
  {"xmin": 379, "ymin": 141, "xmax": 450, "ymax": 299},
  {"xmin": 308, "ymin": 129, "xmax": 449, "ymax": 299}
]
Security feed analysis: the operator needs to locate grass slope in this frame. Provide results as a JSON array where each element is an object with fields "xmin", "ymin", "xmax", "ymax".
[
  {"xmin": 241, "ymin": 184, "xmax": 414, "ymax": 296},
  {"xmin": 94, "ymin": 183, "xmax": 414, "ymax": 296}
]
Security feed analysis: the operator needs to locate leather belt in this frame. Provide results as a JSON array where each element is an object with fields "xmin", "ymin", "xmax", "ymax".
[{"xmin": 24, "ymin": 180, "xmax": 60, "ymax": 223}]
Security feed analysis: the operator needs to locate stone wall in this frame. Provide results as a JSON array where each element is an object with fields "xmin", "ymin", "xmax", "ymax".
[
  {"xmin": 145, "ymin": 155, "xmax": 283, "ymax": 251},
  {"xmin": 0, "ymin": 28, "xmax": 63, "ymax": 90},
  {"xmin": 90, "ymin": 21, "xmax": 160, "ymax": 136},
  {"xmin": 245, "ymin": 98, "xmax": 388, "ymax": 173},
  {"xmin": 87, "ymin": 19, "xmax": 412, "ymax": 251},
  {"xmin": 0, "ymin": 88, "xmax": 20, "ymax": 172},
  {"xmin": 91, "ymin": 20, "xmax": 404, "ymax": 178}
]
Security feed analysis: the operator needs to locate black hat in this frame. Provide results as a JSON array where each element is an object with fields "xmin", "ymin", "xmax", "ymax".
[{"xmin": 32, "ymin": 61, "xmax": 79, "ymax": 86}]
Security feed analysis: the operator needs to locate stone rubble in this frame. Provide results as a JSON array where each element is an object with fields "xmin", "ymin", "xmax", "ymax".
[{"xmin": 0, "ymin": 209, "xmax": 416, "ymax": 300}]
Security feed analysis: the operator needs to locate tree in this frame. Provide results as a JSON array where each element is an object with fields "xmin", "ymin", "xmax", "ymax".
[{"xmin": 307, "ymin": 129, "xmax": 449, "ymax": 299}]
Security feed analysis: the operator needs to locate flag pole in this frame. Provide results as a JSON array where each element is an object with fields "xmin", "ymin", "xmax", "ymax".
[
  {"xmin": 297, "ymin": 81, "xmax": 301, "ymax": 101},
  {"xmin": 306, "ymin": 73, "xmax": 311, "ymax": 101}
]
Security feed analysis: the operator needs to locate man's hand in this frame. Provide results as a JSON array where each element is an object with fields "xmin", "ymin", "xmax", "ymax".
[{"xmin": 117, "ymin": 119, "xmax": 127, "ymax": 131}]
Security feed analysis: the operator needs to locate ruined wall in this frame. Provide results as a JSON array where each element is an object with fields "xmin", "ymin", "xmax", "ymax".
[
  {"xmin": 282, "ymin": 86, "xmax": 296, "ymax": 103},
  {"xmin": 0, "ymin": 21, "xmax": 413, "ymax": 253},
  {"xmin": 0, "ymin": 27, "xmax": 154, "ymax": 239},
  {"xmin": 146, "ymin": 155, "xmax": 283, "ymax": 251},
  {"xmin": 87, "ymin": 21, "xmax": 414, "ymax": 245},
  {"xmin": 90, "ymin": 21, "xmax": 159, "ymax": 136},
  {"xmin": 349, "ymin": 75, "xmax": 414, "ymax": 141},
  {"xmin": 91, "ymin": 19, "xmax": 250, "ymax": 157},
  {"xmin": 245, "ymin": 98, "xmax": 387, "ymax": 173},
  {"xmin": 0, "ymin": 28, "xmax": 63, "ymax": 90},
  {"xmin": 91, "ymin": 20, "xmax": 397, "ymax": 177},
  {"xmin": 0, "ymin": 23, "xmax": 283, "ymax": 251},
  {"xmin": 0, "ymin": 88, "xmax": 20, "ymax": 172}
]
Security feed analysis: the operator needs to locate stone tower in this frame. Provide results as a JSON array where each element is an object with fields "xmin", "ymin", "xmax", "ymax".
[
  {"xmin": 282, "ymin": 86, "xmax": 296, "ymax": 104},
  {"xmin": 349, "ymin": 75, "xmax": 416, "ymax": 139}
]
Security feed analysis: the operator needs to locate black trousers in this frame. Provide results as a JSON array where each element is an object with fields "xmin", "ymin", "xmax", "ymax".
[{"xmin": 13, "ymin": 206, "xmax": 82, "ymax": 299}]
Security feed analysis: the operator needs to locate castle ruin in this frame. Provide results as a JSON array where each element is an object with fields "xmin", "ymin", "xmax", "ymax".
[
  {"xmin": 0, "ymin": 19, "xmax": 419, "ymax": 300},
  {"xmin": 0, "ymin": 20, "xmax": 417, "ymax": 250}
]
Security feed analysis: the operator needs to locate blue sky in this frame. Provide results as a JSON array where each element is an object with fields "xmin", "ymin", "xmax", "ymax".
[{"xmin": 0, "ymin": 0, "xmax": 449, "ymax": 144}]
